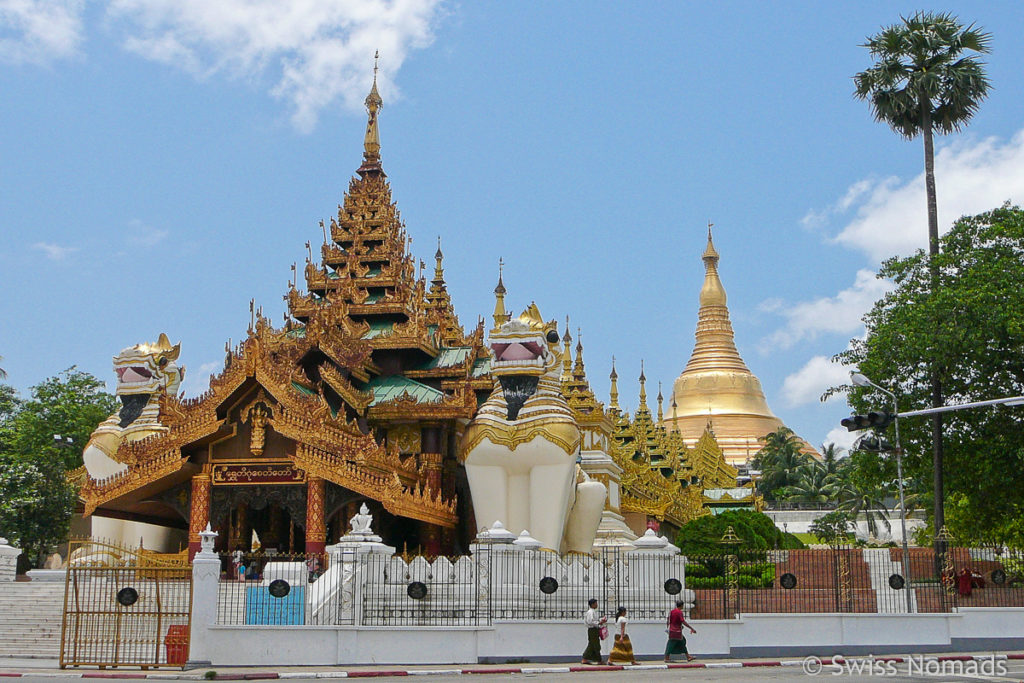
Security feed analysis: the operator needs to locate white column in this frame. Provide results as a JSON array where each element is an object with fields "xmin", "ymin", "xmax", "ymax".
[{"xmin": 187, "ymin": 526, "xmax": 219, "ymax": 668}]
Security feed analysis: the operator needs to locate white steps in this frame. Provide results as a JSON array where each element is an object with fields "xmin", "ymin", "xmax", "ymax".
[{"xmin": 0, "ymin": 581, "xmax": 66, "ymax": 659}]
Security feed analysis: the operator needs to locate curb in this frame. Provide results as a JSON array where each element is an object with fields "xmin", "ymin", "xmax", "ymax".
[{"xmin": 1, "ymin": 654, "xmax": 1020, "ymax": 679}]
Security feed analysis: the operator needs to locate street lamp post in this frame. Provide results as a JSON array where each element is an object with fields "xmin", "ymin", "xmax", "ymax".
[{"xmin": 849, "ymin": 372, "xmax": 914, "ymax": 614}]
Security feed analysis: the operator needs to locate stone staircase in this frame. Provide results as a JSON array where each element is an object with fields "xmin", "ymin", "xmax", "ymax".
[
  {"xmin": 0, "ymin": 580, "xmax": 65, "ymax": 660},
  {"xmin": 863, "ymin": 548, "xmax": 917, "ymax": 613}
]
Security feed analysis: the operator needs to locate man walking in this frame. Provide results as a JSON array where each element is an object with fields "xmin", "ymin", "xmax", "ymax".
[
  {"xmin": 664, "ymin": 599, "xmax": 697, "ymax": 662},
  {"xmin": 582, "ymin": 598, "xmax": 606, "ymax": 665}
]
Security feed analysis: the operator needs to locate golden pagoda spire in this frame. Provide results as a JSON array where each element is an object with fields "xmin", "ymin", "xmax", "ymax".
[
  {"xmin": 492, "ymin": 258, "xmax": 510, "ymax": 330},
  {"xmin": 684, "ymin": 225, "xmax": 749, "ymax": 374},
  {"xmin": 561, "ymin": 316, "xmax": 573, "ymax": 381},
  {"xmin": 573, "ymin": 328, "xmax": 586, "ymax": 378},
  {"xmin": 664, "ymin": 225, "xmax": 805, "ymax": 467},
  {"xmin": 638, "ymin": 360, "xmax": 648, "ymax": 408},
  {"xmin": 609, "ymin": 356, "xmax": 620, "ymax": 412},
  {"xmin": 432, "ymin": 236, "xmax": 445, "ymax": 289},
  {"xmin": 359, "ymin": 50, "xmax": 384, "ymax": 176},
  {"xmin": 657, "ymin": 382, "xmax": 664, "ymax": 422}
]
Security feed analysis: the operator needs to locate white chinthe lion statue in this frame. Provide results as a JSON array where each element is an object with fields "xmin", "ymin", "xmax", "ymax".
[
  {"xmin": 461, "ymin": 304, "xmax": 605, "ymax": 553},
  {"xmin": 82, "ymin": 333, "xmax": 184, "ymax": 480}
]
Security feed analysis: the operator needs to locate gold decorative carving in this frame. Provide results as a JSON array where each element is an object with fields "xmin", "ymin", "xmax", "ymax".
[
  {"xmin": 389, "ymin": 424, "xmax": 421, "ymax": 454},
  {"xmin": 306, "ymin": 476, "xmax": 326, "ymax": 546},
  {"xmin": 293, "ymin": 445, "xmax": 456, "ymax": 527},
  {"xmin": 188, "ymin": 470, "xmax": 211, "ymax": 545}
]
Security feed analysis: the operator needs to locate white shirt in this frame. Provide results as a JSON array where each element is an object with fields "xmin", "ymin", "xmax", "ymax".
[
  {"xmin": 616, "ymin": 615, "xmax": 628, "ymax": 631},
  {"xmin": 584, "ymin": 607, "xmax": 602, "ymax": 628}
]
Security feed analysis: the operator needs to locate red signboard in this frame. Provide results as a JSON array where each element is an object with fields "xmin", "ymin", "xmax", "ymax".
[{"xmin": 211, "ymin": 463, "xmax": 306, "ymax": 486}]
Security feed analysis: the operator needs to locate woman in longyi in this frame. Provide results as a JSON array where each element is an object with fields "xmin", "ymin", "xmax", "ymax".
[{"xmin": 608, "ymin": 606, "xmax": 637, "ymax": 665}]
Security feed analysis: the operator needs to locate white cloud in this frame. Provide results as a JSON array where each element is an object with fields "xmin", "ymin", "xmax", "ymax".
[
  {"xmin": 760, "ymin": 269, "xmax": 892, "ymax": 352},
  {"xmin": 33, "ymin": 241, "xmax": 78, "ymax": 260},
  {"xmin": 780, "ymin": 355, "xmax": 851, "ymax": 408},
  {"xmin": 125, "ymin": 219, "xmax": 168, "ymax": 247},
  {"xmin": 107, "ymin": 0, "xmax": 444, "ymax": 132},
  {"xmin": 818, "ymin": 130, "xmax": 1024, "ymax": 263},
  {"xmin": 0, "ymin": 0, "xmax": 84, "ymax": 64},
  {"xmin": 823, "ymin": 426, "xmax": 858, "ymax": 452},
  {"xmin": 180, "ymin": 360, "xmax": 220, "ymax": 397}
]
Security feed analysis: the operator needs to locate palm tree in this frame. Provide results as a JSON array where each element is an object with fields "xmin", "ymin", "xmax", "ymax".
[
  {"xmin": 853, "ymin": 12, "xmax": 991, "ymax": 535},
  {"xmin": 832, "ymin": 478, "xmax": 892, "ymax": 540},
  {"xmin": 752, "ymin": 427, "xmax": 812, "ymax": 501}
]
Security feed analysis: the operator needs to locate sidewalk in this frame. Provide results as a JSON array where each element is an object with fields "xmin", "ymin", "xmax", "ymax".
[{"xmin": 1, "ymin": 653, "xmax": 1022, "ymax": 679}]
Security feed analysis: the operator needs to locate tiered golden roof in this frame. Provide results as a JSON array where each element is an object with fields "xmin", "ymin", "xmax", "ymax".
[
  {"xmin": 79, "ymin": 70, "xmax": 491, "ymax": 541},
  {"xmin": 663, "ymin": 228, "xmax": 818, "ymax": 465}
]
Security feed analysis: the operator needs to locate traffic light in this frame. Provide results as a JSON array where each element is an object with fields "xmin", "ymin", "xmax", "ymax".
[
  {"xmin": 840, "ymin": 410, "xmax": 896, "ymax": 432},
  {"xmin": 840, "ymin": 415, "xmax": 870, "ymax": 431},
  {"xmin": 854, "ymin": 434, "xmax": 894, "ymax": 452},
  {"xmin": 866, "ymin": 410, "xmax": 895, "ymax": 429}
]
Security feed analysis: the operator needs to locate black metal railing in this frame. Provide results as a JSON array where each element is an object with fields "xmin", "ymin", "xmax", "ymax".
[
  {"xmin": 211, "ymin": 545, "xmax": 1024, "ymax": 627},
  {"xmin": 215, "ymin": 551, "xmax": 350, "ymax": 625}
]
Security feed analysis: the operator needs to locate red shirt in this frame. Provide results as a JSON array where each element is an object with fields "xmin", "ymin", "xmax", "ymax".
[{"xmin": 668, "ymin": 608, "xmax": 684, "ymax": 638}]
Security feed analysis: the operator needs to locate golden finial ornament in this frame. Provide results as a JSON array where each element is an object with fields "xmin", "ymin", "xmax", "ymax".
[
  {"xmin": 657, "ymin": 382, "xmax": 664, "ymax": 422},
  {"xmin": 432, "ymin": 236, "xmax": 445, "ymax": 286},
  {"xmin": 609, "ymin": 356, "xmax": 619, "ymax": 411},
  {"xmin": 719, "ymin": 525, "xmax": 742, "ymax": 545},
  {"xmin": 638, "ymin": 360, "xmax": 648, "ymax": 407},
  {"xmin": 573, "ymin": 328, "xmax": 586, "ymax": 376},
  {"xmin": 492, "ymin": 257, "xmax": 510, "ymax": 330},
  {"xmin": 561, "ymin": 316, "xmax": 573, "ymax": 381},
  {"xmin": 360, "ymin": 50, "xmax": 384, "ymax": 174}
]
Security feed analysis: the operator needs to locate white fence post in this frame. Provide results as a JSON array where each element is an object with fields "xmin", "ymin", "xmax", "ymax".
[
  {"xmin": 0, "ymin": 538, "xmax": 20, "ymax": 582},
  {"xmin": 187, "ymin": 527, "xmax": 219, "ymax": 668}
]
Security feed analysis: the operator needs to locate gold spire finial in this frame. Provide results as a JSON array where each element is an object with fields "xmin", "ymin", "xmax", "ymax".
[
  {"xmin": 561, "ymin": 316, "xmax": 573, "ymax": 381},
  {"xmin": 638, "ymin": 360, "xmax": 648, "ymax": 406},
  {"xmin": 609, "ymin": 356, "xmax": 619, "ymax": 411},
  {"xmin": 492, "ymin": 257, "xmax": 509, "ymax": 330},
  {"xmin": 361, "ymin": 50, "xmax": 383, "ymax": 172},
  {"xmin": 432, "ymin": 236, "xmax": 445, "ymax": 285},
  {"xmin": 657, "ymin": 382, "xmax": 664, "ymax": 422},
  {"xmin": 573, "ymin": 327, "xmax": 585, "ymax": 378}
]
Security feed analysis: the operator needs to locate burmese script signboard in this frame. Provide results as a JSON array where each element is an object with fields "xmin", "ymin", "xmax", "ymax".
[{"xmin": 212, "ymin": 462, "xmax": 307, "ymax": 486}]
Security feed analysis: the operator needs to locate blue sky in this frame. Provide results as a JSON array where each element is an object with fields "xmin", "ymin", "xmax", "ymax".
[{"xmin": 2, "ymin": 1, "xmax": 1024, "ymax": 453}]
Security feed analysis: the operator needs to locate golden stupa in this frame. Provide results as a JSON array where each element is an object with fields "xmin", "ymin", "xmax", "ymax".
[{"xmin": 662, "ymin": 228, "xmax": 817, "ymax": 466}]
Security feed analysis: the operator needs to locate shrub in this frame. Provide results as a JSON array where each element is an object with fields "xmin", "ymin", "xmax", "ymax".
[{"xmin": 675, "ymin": 510, "xmax": 806, "ymax": 555}]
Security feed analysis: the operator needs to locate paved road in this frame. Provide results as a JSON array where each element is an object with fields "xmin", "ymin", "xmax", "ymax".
[{"xmin": 7, "ymin": 657, "xmax": 1024, "ymax": 683}]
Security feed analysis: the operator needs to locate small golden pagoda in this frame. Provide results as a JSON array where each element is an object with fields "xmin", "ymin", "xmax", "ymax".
[
  {"xmin": 607, "ymin": 361, "xmax": 754, "ymax": 538},
  {"xmin": 662, "ymin": 229, "xmax": 818, "ymax": 466}
]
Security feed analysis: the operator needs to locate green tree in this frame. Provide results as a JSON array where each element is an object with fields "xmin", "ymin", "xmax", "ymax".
[
  {"xmin": 674, "ymin": 509, "xmax": 804, "ymax": 555},
  {"xmin": 834, "ymin": 205, "xmax": 1024, "ymax": 546},
  {"xmin": 0, "ymin": 453, "xmax": 75, "ymax": 566},
  {"xmin": 0, "ymin": 368, "xmax": 116, "ymax": 567},
  {"xmin": 751, "ymin": 427, "xmax": 812, "ymax": 501},
  {"xmin": 853, "ymin": 11, "xmax": 991, "ymax": 537},
  {"xmin": 5, "ymin": 367, "xmax": 117, "ymax": 469},
  {"xmin": 810, "ymin": 510, "xmax": 854, "ymax": 545}
]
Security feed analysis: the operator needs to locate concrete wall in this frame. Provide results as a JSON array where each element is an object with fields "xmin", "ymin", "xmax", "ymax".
[
  {"xmin": 765, "ymin": 509, "xmax": 926, "ymax": 543},
  {"xmin": 192, "ymin": 610, "xmax": 1024, "ymax": 666}
]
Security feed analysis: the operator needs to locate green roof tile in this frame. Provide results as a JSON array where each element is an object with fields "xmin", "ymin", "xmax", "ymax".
[
  {"xmin": 420, "ymin": 347, "xmax": 473, "ymax": 370},
  {"xmin": 365, "ymin": 375, "xmax": 444, "ymax": 406},
  {"xmin": 471, "ymin": 357, "xmax": 491, "ymax": 378},
  {"xmin": 362, "ymin": 320, "xmax": 394, "ymax": 339}
]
